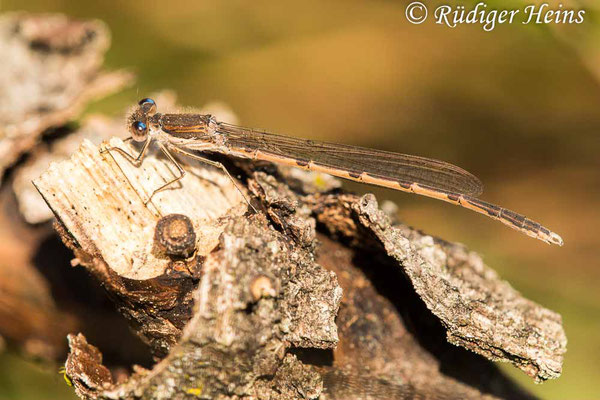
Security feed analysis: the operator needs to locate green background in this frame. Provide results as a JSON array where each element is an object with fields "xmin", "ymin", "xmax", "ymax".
[{"xmin": 1, "ymin": 1, "xmax": 599, "ymax": 399}]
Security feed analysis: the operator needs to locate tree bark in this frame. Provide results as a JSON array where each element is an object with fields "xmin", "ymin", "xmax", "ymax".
[{"xmin": 32, "ymin": 117, "xmax": 566, "ymax": 399}]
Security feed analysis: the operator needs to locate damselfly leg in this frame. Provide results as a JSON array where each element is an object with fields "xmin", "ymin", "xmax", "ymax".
[
  {"xmin": 101, "ymin": 139, "xmax": 180, "ymax": 204},
  {"xmin": 143, "ymin": 143, "xmax": 185, "ymax": 205},
  {"xmin": 168, "ymin": 145, "xmax": 257, "ymax": 212},
  {"xmin": 101, "ymin": 137, "xmax": 151, "ymax": 166},
  {"xmin": 102, "ymin": 138, "xmax": 256, "ymax": 210}
]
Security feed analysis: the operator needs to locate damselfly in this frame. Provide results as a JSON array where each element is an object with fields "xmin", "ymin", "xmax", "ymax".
[{"xmin": 101, "ymin": 98, "xmax": 563, "ymax": 246}]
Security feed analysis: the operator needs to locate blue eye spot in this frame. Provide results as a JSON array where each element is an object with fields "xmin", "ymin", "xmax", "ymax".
[
  {"xmin": 133, "ymin": 121, "xmax": 147, "ymax": 132},
  {"xmin": 139, "ymin": 98, "xmax": 155, "ymax": 106}
]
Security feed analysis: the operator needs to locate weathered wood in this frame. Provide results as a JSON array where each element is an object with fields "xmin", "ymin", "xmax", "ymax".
[
  {"xmin": 52, "ymin": 147, "xmax": 341, "ymax": 397},
  {"xmin": 0, "ymin": 12, "xmax": 134, "ymax": 361},
  {"xmin": 35, "ymin": 125, "xmax": 565, "ymax": 398},
  {"xmin": 307, "ymin": 192, "xmax": 566, "ymax": 382}
]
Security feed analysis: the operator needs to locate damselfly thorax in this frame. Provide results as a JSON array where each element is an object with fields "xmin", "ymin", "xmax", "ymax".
[{"xmin": 101, "ymin": 98, "xmax": 563, "ymax": 246}]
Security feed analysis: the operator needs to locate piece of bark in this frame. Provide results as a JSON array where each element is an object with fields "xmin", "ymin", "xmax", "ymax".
[
  {"xmin": 251, "ymin": 173, "xmax": 543, "ymax": 399},
  {"xmin": 34, "ymin": 132, "xmax": 565, "ymax": 398},
  {"xmin": 34, "ymin": 136, "xmax": 251, "ymax": 359},
  {"xmin": 308, "ymin": 193, "xmax": 566, "ymax": 382},
  {"xmin": 57, "ymin": 175, "xmax": 340, "ymax": 398},
  {"xmin": 0, "ymin": 12, "xmax": 132, "ymax": 178},
  {"xmin": 66, "ymin": 333, "xmax": 114, "ymax": 398}
]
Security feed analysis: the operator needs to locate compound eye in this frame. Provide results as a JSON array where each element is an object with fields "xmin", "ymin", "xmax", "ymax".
[
  {"xmin": 138, "ymin": 98, "xmax": 155, "ymax": 106},
  {"xmin": 138, "ymin": 98, "xmax": 157, "ymax": 114},
  {"xmin": 130, "ymin": 121, "xmax": 148, "ymax": 142}
]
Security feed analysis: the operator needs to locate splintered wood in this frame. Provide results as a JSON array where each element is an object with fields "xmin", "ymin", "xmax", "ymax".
[
  {"xmin": 34, "ymin": 138, "xmax": 247, "ymax": 279},
  {"xmin": 35, "ymin": 129, "xmax": 566, "ymax": 398},
  {"xmin": 30, "ymin": 103, "xmax": 565, "ymax": 398}
]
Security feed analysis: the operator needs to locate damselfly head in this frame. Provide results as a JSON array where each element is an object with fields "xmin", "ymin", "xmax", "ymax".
[{"xmin": 126, "ymin": 98, "xmax": 159, "ymax": 142}]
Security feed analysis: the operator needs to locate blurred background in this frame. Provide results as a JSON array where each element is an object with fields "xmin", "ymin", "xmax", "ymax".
[{"xmin": 0, "ymin": 0, "xmax": 598, "ymax": 399}]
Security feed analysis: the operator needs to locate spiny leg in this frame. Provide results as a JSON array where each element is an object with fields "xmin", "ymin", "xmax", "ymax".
[
  {"xmin": 168, "ymin": 146, "xmax": 257, "ymax": 213},
  {"xmin": 100, "ymin": 137, "xmax": 152, "ymax": 166},
  {"xmin": 144, "ymin": 143, "xmax": 186, "ymax": 205}
]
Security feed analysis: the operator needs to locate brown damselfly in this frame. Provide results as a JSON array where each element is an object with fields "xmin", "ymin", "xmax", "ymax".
[{"xmin": 101, "ymin": 98, "xmax": 563, "ymax": 246}]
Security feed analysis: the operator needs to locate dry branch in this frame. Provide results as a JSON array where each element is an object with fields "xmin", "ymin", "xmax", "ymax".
[
  {"xmin": 0, "ymin": 12, "xmax": 132, "ymax": 178},
  {"xmin": 32, "ymin": 110, "xmax": 566, "ymax": 398},
  {"xmin": 0, "ymin": 12, "xmax": 132, "ymax": 361},
  {"xmin": 308, "ymin": 192, "xmax": 565, "ymax": 382}
]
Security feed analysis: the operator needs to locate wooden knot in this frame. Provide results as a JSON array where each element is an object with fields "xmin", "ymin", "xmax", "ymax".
[{"xmin": 155, "ymin": 214, "xmax": 196, "ymax": 258}]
